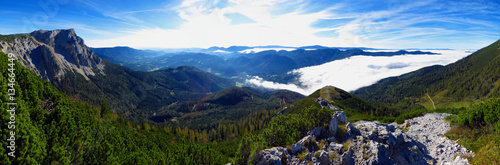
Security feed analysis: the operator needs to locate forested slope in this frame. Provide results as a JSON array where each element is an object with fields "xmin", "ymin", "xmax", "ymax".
[
  {"xmin": 0, "ymin": 52, "xmax": 233, "ymax": 164},
  {"xmin": 353, "ymin": 39, "xmax": 500, "ymax": 109}
]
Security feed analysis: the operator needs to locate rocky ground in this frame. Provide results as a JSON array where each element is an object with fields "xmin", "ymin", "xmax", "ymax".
[
  {"xmin": 256, "ymin": 100, "xmax": 473, "ymax": 165},
  {"xmin": 399, "ymin": 113, "xmax": 473, "ymax": 165}
]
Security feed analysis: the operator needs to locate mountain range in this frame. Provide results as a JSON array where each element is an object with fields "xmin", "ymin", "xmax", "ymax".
[
  {"xmin": 92, "ymin": 45, "xmax": 438, "ymax": 84},
  {"xmin": 1, "ymin": 28, "xmax": 499, "ymax": 164},
  {"xmin": 0, "ymin": 29, "xmax": 306, "ymax": 126},
  {"xmin": 0, "ymin": 29, "xmax": 235, "ymax": 121}
]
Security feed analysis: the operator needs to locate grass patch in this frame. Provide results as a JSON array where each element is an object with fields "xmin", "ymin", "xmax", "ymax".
[
  {"xmin": 319, "ymin": 86, "xmax": 341, "ymax": 102},
  {"xmin": 446, "ymin": 125, "xmax": 500, "ymax": 165},
  {"xmin": 314, "ymin": 152, "xmax": 321, "ymax": 159},
  {"xmin": 471, "ymin": 142, "xmax": 500, "ymax": 165},
  {"xmin": 335, "ymin": 124, "xmax": 348, "ymax": 141},
  {"xmin": 341, "ymin": 140, "xmax": 351, "ymax": 153},
  {"xmin": 298, "ymin": 151, "xmax": 308, "ymax": 161},
  {"xmin": 329, "ymin": 152, "xmax": 338, "ymax": 160},
  {"xmin": 444, "ymin": 98, "xmax": 500, "ymax": 164},
  {"xmin": 319, "ymin": 140, "xmax": 326, "ymax": 149},
  {"xmin": 363, "ymin": 153, "xmax": 370, "ymax": 160}
]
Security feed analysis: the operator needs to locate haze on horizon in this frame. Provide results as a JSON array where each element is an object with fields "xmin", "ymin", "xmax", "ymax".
[{"xmin": 1, "ymin": 0, "xmax": 499, "ymax": 50}]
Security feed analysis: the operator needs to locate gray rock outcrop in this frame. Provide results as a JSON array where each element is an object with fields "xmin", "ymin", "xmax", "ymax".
[
  {"xmin": 257, "ymin": 147, "xmax": 290, "ymax": 165},
  {"xmin": 329, "ymin": 115, "xmax": 338, "ymax": 137},
  {"xmin": 316, "ymin": 97, "xmax": 342, "ymax": 110},
  {"xmin": 258, "ymin": 112, "xmax": 473, "ymax": 165},
  {"xmin": 0, "ymin": 29, "xmax": 105, "ymax": 82}
]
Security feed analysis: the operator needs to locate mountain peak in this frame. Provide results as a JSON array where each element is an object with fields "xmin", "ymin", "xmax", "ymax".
[{"xmin": 0, "ymin": 29, "xmax": 104, "ymax": 82}]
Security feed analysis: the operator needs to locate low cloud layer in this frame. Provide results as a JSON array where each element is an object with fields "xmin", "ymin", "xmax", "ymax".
[{"xmin": 246, "ymin": 50, "xmax": 471, "ymax": 96}]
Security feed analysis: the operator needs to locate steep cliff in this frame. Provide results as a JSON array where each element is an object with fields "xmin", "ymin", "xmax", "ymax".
[{"xmin": 0, "ymin": 29, "xmax": 104, "ymax": 82}]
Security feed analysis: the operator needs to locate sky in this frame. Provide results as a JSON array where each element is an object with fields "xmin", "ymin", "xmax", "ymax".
[
  {"xmin": 246, "ymin": 50, "xmax": 471, "ymax": 95},
  {"xmin": 0, "ymin": 0, "xmax": 499, "ymax": 49}
]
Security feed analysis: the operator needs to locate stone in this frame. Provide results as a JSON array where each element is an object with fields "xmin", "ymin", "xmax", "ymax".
[
  {"xmin": 334, "ymin": 111, "xmax": 347, "ymax": 125},
  {"xmin": 291, "ymin": 135, "xmax": 313, "ymax": 154},
  {"xmin": 452, "ymin": 155, "xmax": 470, "ymax": 165},
  {"xmin": 346, "ymin": 122, "xmax": 361, "ymax": 137},
  {"xmin": 329, "ymin": 116, "xmax": 338, "ymax": 137},
  {"xmin": 328, "ymin": 137, "xmax": 336, "ymax": 143},
  {"xmin": 305, "ymin": 152, "xmax": 312, "ymax": 160},
  {"xmin": 260, "ymin": 113, "xmax": 474, "ymax": 165},
  {"xmin": 402, "ymin": 113, "xmax": 474, "ymax": 165},
  {"xmin": 258, "ymin": 147, "xmax": 289, "ymax": 165},
  {"xmin": 307, "ymin": 127, "xmax": 325, "ymax": 139},
  {"xmin": 316, "ymin": 98, "xmax": 329, "ymax": 108},
  {"xmin": 318, "ymin": 150, "xmax": 330, "ymax": 165},
  {"xmin": 277, "ymin": 107, "xmax": 288, "ymax": 115},
  {"xmin": 328, "ymin": 105, "xmax": 342, "ymax": 111},
  {"xmin": 329, "ymin": 142, "xmax": 343, "ymax": 153}
]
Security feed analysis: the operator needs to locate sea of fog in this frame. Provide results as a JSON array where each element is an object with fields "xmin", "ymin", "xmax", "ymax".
[{"xmin": 245, "ymin": 50, "xmax": 471, "ymax": 95}]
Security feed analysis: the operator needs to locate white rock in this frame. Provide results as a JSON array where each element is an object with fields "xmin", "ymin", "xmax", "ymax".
[
  {"xmin": 329, "ymin": 142, "xmax": 344, "ymax": 153},
  {"xmin": 291, "ymin": 135, "xmax": 313, "ymax": 154},
  {"xmin": 329, "ymin": 116, "xmax": 338, "ymax": 137},
  {"xmin": 334, "ymin": 111, "xmax": 347, "ymax": 125}
]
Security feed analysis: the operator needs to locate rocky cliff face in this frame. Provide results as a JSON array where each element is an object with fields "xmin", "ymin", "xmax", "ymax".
[
  {"xmin": 0, "ymin": 29, "xmax": 104, "ymax": 82},
  {"xmin": 257, "ymin": 110, "xmax": 472, "ymax": 165}
]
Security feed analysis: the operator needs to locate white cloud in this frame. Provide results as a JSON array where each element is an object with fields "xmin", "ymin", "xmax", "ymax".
[
  {"xmin": 246, "ymin": 50, "xmax": 471, "ymax": 95},
  {"xmin": 86, "ymin": 0, "xmax": 354, "ymax": 48},
  {"xmin": 83, "ymin": 0, "xmax": 498, "ymax": 49},
  {"xmin": 238, "ymin": 48, "xmax": 296, "ymax": 54}
]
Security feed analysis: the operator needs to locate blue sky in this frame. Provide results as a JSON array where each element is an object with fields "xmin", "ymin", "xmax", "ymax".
[{"xmin": 1, "ymin": 0, "xmax": 499, "ymax": 49}]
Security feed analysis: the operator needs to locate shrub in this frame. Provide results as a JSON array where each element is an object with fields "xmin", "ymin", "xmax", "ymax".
[
  {"xmin": 335, "ymin": 125, "xmax": 348, "ymax": 141},
  {"xmin": 314, "ymin": 152, "xmax": 321, "ymax": 158},
  {"xmin": 298, "ymin": 151, "xmax": 308, "ymax": 161}
]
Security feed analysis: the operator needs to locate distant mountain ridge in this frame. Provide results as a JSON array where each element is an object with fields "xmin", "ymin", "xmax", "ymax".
[
  {"xmin": 92, "ymin": 46, "xmax": 438, "ymax": 85},
  {"xmin": 91, "ymin": 46, "xmax": 161, "ymax": 65},
  {"xmin": 203, "ymin": 45, "xmax": 375, "ymax": 53}
]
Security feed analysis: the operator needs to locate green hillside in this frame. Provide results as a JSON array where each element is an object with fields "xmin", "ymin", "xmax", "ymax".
[
  {"xmin": 287, "ymin": 86, "xmax": 394, "ymax": 122},
  {"xmin": 353, "ymin": 39, "xmax": 500, "ymax": 109},
  {"xmin": 352, "ymin": 39, "xmax": 500, "ymax": 164},
  {"xmin": 56, "ymin": 59, "xmax": 235, "ymax": 120},
  {"xmin": 152, "ymin": 87, "xmax": 305, "ymax": 129},
  {"xmin": 0, "ymin": 52, "xmax": 234, "ymax": 164}
]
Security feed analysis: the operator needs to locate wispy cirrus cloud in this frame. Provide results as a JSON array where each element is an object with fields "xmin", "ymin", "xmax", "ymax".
[
  {"xmin": 82, "ymin": 0, "xmax": 499, "ymax": 49},
  {"xmin": 3, "ymin": 0, "xmax": 497, "ymax": 49}
]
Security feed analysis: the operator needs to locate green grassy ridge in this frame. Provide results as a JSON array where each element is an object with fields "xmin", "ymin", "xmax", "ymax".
[
  {"xmin": 353, "ymin": 39, "xmax": 500, "ymax": 110},
  {"xmin": 289, "ymin": 86, "xmax": 400, "ymax": 122}
]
